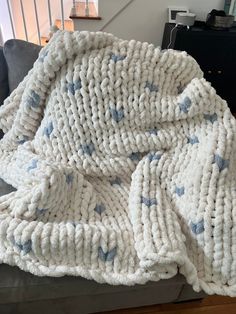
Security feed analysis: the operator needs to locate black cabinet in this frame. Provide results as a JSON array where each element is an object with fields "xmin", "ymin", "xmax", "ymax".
[{"xmin": 162, "ymin": 22, "xmax": 236, "ymax": 113}]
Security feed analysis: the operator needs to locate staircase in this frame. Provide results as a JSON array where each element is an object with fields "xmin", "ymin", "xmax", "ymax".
[
  {"xmin": 1, "ymin": 0, "xmax": 92, "ymax": 46},
  {"xmin": 70, "ymin": 0, "xmax": 134, "ymax": 32},
  {"xmin": 40, "ymin": 19, "xmax": 74, "ymax": 46},
  {"xmin": 73, "ymin": 1, "xmax": 99, "ymax": 18},
  {"xmin": 40, "ymin": 1, "xmax": 100, "ymax": 46},
  {"xmin": 1, "ymin": 0, "xmax": 134, "ymax": 47},
  {"xmin": 39, "ymin": 1, "xmax": 100, "ymax": 46}
]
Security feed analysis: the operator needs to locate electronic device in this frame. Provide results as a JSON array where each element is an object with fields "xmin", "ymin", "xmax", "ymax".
[
  {"xmin": 176, "ymin": 12, "xmax": 196, "ymax": 27},
  {"xmin": 168, "ymin": 6, "xmax": 189, "ymax": 23}
]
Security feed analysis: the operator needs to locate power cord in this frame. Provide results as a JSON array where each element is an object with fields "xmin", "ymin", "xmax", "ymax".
[{"xmin": 167, "ymin": 24, "xmax": 178, "ymax": 49}]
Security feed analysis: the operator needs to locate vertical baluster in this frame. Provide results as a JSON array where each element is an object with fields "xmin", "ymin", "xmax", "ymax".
[
  {"xmin": 70, "ymin": 0, "xmax": 77, "ymax": 17},
  {"xmin": 85, "ymin": 0, "xmax": 89, "ymax": 16},
  {"xmin": 0, "ymin": 25, "xmax": 4, "ymax": 46},
  {"xmin": 60, "ymin": 0, "xmax": 65, "ymax": 30},
  {"xmin": 6, "ymin": 0, "xmax": 16, "ymax": 38},
  {"xmin": 33, "ymin": 0, "xmax": 41, "ymax": 45},
  {"xmin": 47, "ymin": 0, "xmax": 52, "ymax": 27},
  {"xmin": 20, "ymin": 0, "xmax": 28, "ymax": 41}
]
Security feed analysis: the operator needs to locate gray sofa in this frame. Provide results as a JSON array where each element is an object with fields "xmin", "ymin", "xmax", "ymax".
[{"xmin": 0, "ymin": 39, "xmax": 206, "ymax": 314}]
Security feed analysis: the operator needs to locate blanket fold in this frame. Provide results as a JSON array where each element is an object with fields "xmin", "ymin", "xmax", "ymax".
[{"xmin": 0, "ymin": 30, "xmax": 235, "ymax": 296}]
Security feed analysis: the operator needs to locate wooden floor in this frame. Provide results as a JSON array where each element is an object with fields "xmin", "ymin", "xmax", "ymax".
[{"xmin": 106, "ymin": 296, "xmax": 236, "ymax": 314}]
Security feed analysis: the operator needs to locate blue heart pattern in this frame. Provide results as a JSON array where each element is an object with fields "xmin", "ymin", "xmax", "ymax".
[
  {"xmin": 15, "ymin": 239, "xmax": 32, "ymax": 255},
  {"xmin": 26, "ymin": 90, "xmax": 41, "ymax": 108},
  {"xmin": 187, "ymin": 135, "xmax": 199, "ymax": 145},
  {"xmin": 190, "ymin": 219, "xmax": 204, "ymax": 235},
  {"xmin": 110, "ymin": 108, "xmax": 125, "ymax": 123},
  {"xmin": 27, "ymin": 159, "xmax": 38, "ymax": 172},
  {"xmin": 110, "ymin": 177, "xmax": 122, "ymax": 186},
  {"xmin": 141, "ymin": 196, "xmax": 158, "ymax": 207},
  {"xmin": 129, "ymin": 152, "xmax": 141, "ymax": 161},
  {"xmin": 81, "ymin": 143, "xmax": 95, "ymax": 156},
  {"xmin": 179, "ymin": 96, "xmax": 192, "ymax": 113},
  {"xmin": 145, "ymin": 81, "xmax": 159, "ymax": 92},
  {"xmin": 175, "ymin": 186, "xmax": 185, "ymax": 197},
  {"xmin": 111, "ymin": 54, "xmax": 126, "ymax": 62},
  {"xmin": 94, "ymin": 204, "xmax": 106, "ymax": 215},
  {"xmin": 43, "ymin": 121, "xmax": 54, "ymax": 138},
  {"xmin": 67, "ymin": 80, "xmax": 82, "ymax": 95},
  {"xmin": 204, "ymin": 113, "xmax": 218, "ymax": 124},
  {"xmin": 213, "ymin": 154, "xmax": 229, "ymax": 172},
  {"xmin": 148, "ymin": 128, "xmax": 158, "ymax": 135},
  {"xmin": 98, "ymin": 246, "xmax": 117, "ymax": 262},
  {"xmin": 36, "ymin": 208, "xmax": 48, "ymax": 216},
  {"xmin": 66, "ymin": 173, "xmax": 74, "ymax": 184},
  {"xmin": 148, "ymin": 153, "xmax": 162, "ymax": 162}
]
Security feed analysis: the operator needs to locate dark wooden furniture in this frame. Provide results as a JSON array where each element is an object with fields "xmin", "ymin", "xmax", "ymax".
[{"xmin": 162, "ymin": 22, "xmax": 236, "ymax": 113}]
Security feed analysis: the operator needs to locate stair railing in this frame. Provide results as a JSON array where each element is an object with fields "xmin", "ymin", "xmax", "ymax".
[
  {"xmin": 6, "ymin": 0, "xmax": 15, "ymax": 39},
  {"xmin": 4, "ymin": 0, "xmax": 67, "ymax": 45}
]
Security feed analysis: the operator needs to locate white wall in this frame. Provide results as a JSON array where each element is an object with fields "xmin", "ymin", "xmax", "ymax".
[
  {"xmin": 73, "ymin": 0, "xmax": 225, "ymax": 46},
  {"xmin": 0, "ymin": 0, "xmax": 14, "ymax": 43}
]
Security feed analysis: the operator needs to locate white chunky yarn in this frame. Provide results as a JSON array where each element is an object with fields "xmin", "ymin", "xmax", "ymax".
[{"xmin": 0, "ymin": 31, "xmax": 235, "ymax": 296}]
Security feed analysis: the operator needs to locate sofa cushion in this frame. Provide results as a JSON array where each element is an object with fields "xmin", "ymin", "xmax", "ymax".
[
  {"xmin": 3, "ymin": 39, "xmax": 41, "ymax": 92},
  {"xmin": 0, "ymin": 47, "xmax": 9, "ymax": 106},
  {"xmin": 0, "ymin": 181, "xmax": 204, "ymax": 310},
  {"xmin": 0, "ymin": 264, "xmax": 185, "ymax": 307},
  {"xmin": 0, "ymin": 178, "xmax": 16, "ymax": 196},
  {"xmin": 0, "ymin": 170, "xmax": 206, "ymax": 312}
]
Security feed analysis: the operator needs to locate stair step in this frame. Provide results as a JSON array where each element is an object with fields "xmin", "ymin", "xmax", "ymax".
[
  {"xmin": 40, "ymin": 36, "xmax": 49, "ymax": 46},
  {"xmin": 40, "ymin": 19, "xmax": 74, "ymax": 47},
  {"xmin": 55, "ymin": 19, "xmax": 74, "ymax": 31},
  {"xmin": 70, "ymin": 15, "xmax": 101, "ymax": 20}
]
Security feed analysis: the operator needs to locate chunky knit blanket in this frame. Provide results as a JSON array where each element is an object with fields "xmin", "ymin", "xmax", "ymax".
[{"xmin": 0, "ymin": 31, "xmax": 235, "ymax": 296}]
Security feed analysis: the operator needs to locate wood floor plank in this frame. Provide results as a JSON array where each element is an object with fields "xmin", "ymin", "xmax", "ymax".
[
  {"xmin": 159, "ymin": 303, "xmax": 236, "ymax": 314},
  {"xmin": 106, "ymin": 296, "xmax": 236, "ymax": 314},
  {"xmin": 196, "ymin": 295, "xmax": 236, "ymax": 306}
]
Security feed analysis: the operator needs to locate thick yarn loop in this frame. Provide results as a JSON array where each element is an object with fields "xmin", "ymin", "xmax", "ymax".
[{"xmin": 0, "ymin": 31, "xmax": 235, "ymax": 296}]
